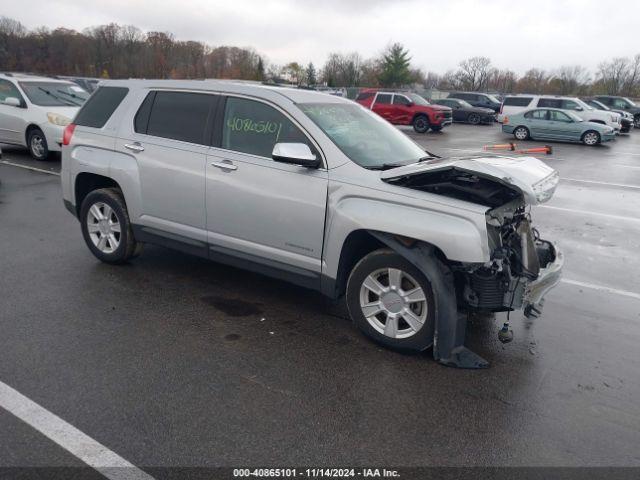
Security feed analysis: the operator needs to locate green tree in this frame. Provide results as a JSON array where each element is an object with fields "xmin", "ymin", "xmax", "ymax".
[
  {"xmin": 306, "ymin": 62, "xmax": 317, "ymax": 86},
  {"xmin": 378, "ymin": 43, "xmax": 412, "ymax": 87}
]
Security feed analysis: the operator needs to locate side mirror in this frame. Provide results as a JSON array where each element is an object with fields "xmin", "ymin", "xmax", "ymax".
[
  {"xmin": 3, "ymin": 97, "xmax": 22, "ymax": 107},
  {"xmin": 272, "ymin": 143, "xmax": 320, "ymax": 168}
]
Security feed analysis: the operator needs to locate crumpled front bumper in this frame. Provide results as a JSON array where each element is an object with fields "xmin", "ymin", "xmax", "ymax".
[{"xmin": 523, "ymin": 243, "xmax": 564, "ymax": 318}]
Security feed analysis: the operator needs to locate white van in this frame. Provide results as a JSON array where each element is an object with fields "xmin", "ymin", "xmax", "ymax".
[{"xmin": 498, "ymin": 95, "xmax": 621, "ymax": 131}]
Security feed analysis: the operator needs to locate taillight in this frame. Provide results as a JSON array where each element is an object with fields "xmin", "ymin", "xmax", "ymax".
[
  {"xmin": 503, "ymin": 116, "xmax": 509, "ymax": 125},
  {"xmin": 62, "ymin": 123, "xmax": 76, "ymax": 146}
]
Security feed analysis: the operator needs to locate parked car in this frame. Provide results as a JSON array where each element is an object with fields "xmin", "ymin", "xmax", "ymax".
[
  {"xmin": 447, "ymin": 92, "xmax": 502, "ymax": 112},
  {"xmin": 0, "ymin": 73, "xmax": 89, "ymax": 159},
  {"xmin": 57, "ymin": 76, "xmax": 101, "ymax": 93},
  {"xmin": 583, "ymin": 98, "xmax": 633, "ymax": 133},
  {"xmin": 593, "ymin": 95, "xmax": 640, "ymax": 128},
  {"xmin": 499, "ymin": 95, "xmax": 622, "ymax": 131},
  {"xmin": 61, "ymin": 80, "xmax": 563, "ymax": 366},
  {"xmin": 355, "ymin": 89, "xmax": 452, "ymax": 133},
  {"xmin": 433, "ymin": 98, "xmax": 496, "ymax": 124},
  {"xmin": 502, "ymin": 108, "xmax": 616, "ymax": 146}
]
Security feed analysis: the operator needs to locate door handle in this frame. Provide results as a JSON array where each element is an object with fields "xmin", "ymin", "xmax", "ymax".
[
  {"xmin": 124, "ymin": 142, "xmax": 144, "ymax": 152},
  {"xmin": 210, "ymin": 160, "xmax": 237, "ymax": 171}
]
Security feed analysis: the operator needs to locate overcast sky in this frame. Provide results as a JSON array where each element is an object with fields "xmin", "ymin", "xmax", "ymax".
[{"xmin": 3, "ymin": 0, "xmax": 639, "ymax": 74}]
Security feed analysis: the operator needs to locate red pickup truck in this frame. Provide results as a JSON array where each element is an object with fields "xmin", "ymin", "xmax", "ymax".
[{"xmin": 355, "ymin": 89, "xmax": 452, "ymax": 133}]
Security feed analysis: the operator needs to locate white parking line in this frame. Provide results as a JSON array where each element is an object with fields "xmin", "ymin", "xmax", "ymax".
[
  {"xmin": 0, "ymin": 380, "xmax": 155, "ymax": 480},
  {"xmin": 562, "ymin": 177, "xmax": 640, "ymax": 190},
  {"xmin": 0, "ymin": 160, "xmax": 61, "ymax": 176},
  {"xmin": 562, "ymin": 279, "xmax": 640, "ymax": 301},
  {"xmin": 538, "ymin": 205, "xmax": 640, "ymax": 223},
  {"xmin": 614, "ymin": 164, "xmax": 640, "ymax": 169}
]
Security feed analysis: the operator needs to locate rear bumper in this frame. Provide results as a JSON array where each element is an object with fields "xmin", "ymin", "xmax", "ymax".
[
  {"xmin": 501, "ymin": 125, "xmax": 515, "ymax": 134},
  {"xmin": 523, "ymin": 243, "xmax": 564, "ymax": 318}
]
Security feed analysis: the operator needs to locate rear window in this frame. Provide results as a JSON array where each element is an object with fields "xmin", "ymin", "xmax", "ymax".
[
  {"xmin": 145, "ymin": 91, "xmax": 214, "ymax": 145},
  {"xmin": 537, "ymin": 98, "xmax": 562, "ymax": 108},
  {"xmin": 503, "ymin": 97, "xmax": 533, "ymax": 107},
  {"xmin": 74, "ymin": 87, "xmax": 128, "ymax": 128},
  {"xmin": 356, "ymin": 92, "xmax": 375, "ymax": 101}
]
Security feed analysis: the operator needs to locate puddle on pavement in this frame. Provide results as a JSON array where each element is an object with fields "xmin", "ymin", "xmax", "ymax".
[{"xmin": 202, "ymin": 295, "xmax": 263, "ymax": 317}]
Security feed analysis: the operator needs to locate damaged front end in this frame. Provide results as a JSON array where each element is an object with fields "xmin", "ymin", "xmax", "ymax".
[
  {"xmin": 462, "ymin": 200, "xmax": 564, "ymax": 319},
  {"xmin": 381, "ymin": 155, "xmax": 564, "ymax": 367},
  {"xmin": 382, "ymin": 154, "xmax": 563, "ymax": 320}
]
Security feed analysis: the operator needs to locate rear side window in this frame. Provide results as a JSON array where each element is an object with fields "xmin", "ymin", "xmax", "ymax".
[
  {"xmin": 221, "ymin": 96, "xmax": 317, "ymax": 159},
  {"xmin": 503, "ymin": 97, "xmax": 533, "ymax": 107},
  {"xmin": 356, "ymin": 92, "xmax": 375, "ymax": 101},
  {"xmin": 375, "ymin": 93, "xmax": 392, "ymax": 104},
  {"xmin": 145, "ymin": 91, "xmax": 214, "ymax": 145},
  {"xmin": 74, "ymin": 87, "xmax": 128, "ymax": 128},
  {"xmin": 525, "ymin": 110, "xmax": 547, "ymax": 120},
  {"xmin": 537, "ymin": 98, "xmax": 562, "ymax": 108}
]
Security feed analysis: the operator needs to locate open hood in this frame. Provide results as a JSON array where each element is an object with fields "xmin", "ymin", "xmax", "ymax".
[{"xmin": 380, "ymin": 155, "xmax": 559, "ymax": 206}]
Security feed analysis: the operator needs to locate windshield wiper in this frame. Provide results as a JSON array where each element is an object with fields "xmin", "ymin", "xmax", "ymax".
[
  {"xmin": 37, "ymin": 87, "xmax": 77, "ymax": 107},
  {"xmin": 55, "ymin": 89, "xmax": 83, "ymax": 106}
]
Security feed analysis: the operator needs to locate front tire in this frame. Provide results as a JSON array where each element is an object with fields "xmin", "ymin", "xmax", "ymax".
[
  {"xmin": 27, "ymin": 128, "xmax": 49, "ymax": 160},
  {"xmin": 634, "ymin": 115, "xmax": 640, "ymax": 129},
  {"xmin": 412, "ymin": 115, "xmax": 430, "ymax": 133},
  {"xmin": 80, "ymin": 188, "xmax": 141, "ymax": 264},
  {"xmin": 467, "ymin": 112, "xmax": 481, "ymax": 125},
  {"xmin": 346, "ymin": 249, "xmax": 436, "ymax": 352},
  {"xmin": 581, "ymin": 130, "xmax": 600, "ymax": 146},
  {"xmin": 513, "ymin": 126, "xmax": 530, "ymax": 140}
]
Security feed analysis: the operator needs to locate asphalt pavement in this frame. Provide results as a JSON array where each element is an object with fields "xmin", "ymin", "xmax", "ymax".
[{"xmin": 1, "ymin": 123, "xmax": 639, "ymax": 478}]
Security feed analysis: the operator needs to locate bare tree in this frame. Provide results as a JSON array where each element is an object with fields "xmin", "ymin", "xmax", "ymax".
[{"xmin": 456, "ymin": 56, "xmax": 492, "ymax": 91}]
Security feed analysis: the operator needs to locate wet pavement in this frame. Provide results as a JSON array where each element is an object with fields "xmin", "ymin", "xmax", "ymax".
[{"xmin": 0, "ymin": 123, "xmax": 639, "ymax": 474}]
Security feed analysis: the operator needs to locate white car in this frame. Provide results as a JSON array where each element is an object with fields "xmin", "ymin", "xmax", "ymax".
[
  {"xmin": 0, "ymin": 73, "xmax": 89, "ymax": 159},
  {"xmin": 499, "ymin": 95, "xmax": 622, "ymax": 131}
]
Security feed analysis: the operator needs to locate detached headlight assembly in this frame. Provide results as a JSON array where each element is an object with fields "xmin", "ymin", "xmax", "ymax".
[
  {"xmin": 47, "ymin": 112, "xmax": 72, "ymax": 126},
  {"xmin": 532, "ymin": 170, "xmax": 559, "ymax": 204}
]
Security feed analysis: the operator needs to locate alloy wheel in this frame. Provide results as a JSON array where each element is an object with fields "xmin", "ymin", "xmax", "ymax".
[
  {"xmin": 514, "ymin": 127, "xmax": 528, "ymax": 140},
  {"xmin": 359, "ymin": 268, "xmax": 427, "ymax": 339},
  {"xmin": 583, "ymin": 132, "xmax": 599, "ymax": 146},
  {"xmin": 30, "ymin": 134, "xmax": 45, "ymax": 158},
  {"xmin": 86, "ymin": 202, "xmax": 121, "ymax": 253}
]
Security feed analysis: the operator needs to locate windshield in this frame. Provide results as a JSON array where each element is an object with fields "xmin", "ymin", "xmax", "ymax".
[
  {"xmin": 623, "ymin": 97, "xmax": 636, "ymax": 107},
  {"xmin": 407, "ymin": 93, "xmax": 430, "ymax": 106},
  {"xmin": 591, "ymin": 100, "xmax": 609, "ymax": 110},
  {"xmin": 575, "ymin": 98, "xmax": 593, "ymax": 111},
  {"xmin": 300, "ymin": 103, "xmax": 428, "ymax": 169},
  {"xmin": 566, "ymin": 111, "xmax": 583, "ymax": 122},
  {"xmin": 458, "ymin": 100, "xmax": 473, "ymax": 108},
  {"xmin": 19, "ymin": 82, "xmax": 89, "ymax": 107}
]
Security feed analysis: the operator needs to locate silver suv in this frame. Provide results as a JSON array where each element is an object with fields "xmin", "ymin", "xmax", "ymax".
[{"xmin": 61, "ymin": 80, "xmax": 564, "ymax": 368}]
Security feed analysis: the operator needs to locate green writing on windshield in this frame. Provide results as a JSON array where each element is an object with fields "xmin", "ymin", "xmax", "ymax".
[{"xmin": 226, "ymin": 117, "xmax": 282, "ymax": 140}]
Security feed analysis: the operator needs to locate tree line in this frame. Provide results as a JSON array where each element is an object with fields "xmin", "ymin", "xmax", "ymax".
[{"xmin": 1, "ymin": 16, "xmax": 639, "ymax": 97}]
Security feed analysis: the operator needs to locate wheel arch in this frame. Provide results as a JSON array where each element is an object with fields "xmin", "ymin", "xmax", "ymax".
[
  {"xmin": 327, "ymin": 228, "xmax": 463, "ymax": 300},
  {"xmin": 588, "ymin": 119, "xmax": 605, "ymax": 124},
  {"xmin": 74, "ymin": 173, "xmax": 122, "ymax": 217},
  {"xmin": 25, "ymin": 123, "xmax": 42, "ymax": 145}
]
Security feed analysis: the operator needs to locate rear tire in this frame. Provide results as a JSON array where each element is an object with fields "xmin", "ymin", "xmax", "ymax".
[
  {"xmin": 581, "ymin": 130, "xmax": 600, "ymax": 146},
  {"xmin": 513, "ymin": 126, "xmax": 530, "ymax": 140},
  {"xmin": 27, "ymin": 128, "xmax": 49, "ymax": 160},
  {"xmin": 346, "ymin": 249, "xmax": 436, "ymax": 352},
  {"xmin": 80, "ymin": 188, "xmax": 141, "ymax": 264},
  {"xmin": 412, "ymin": 115, "xmax": 430, "ymax": 133}
]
